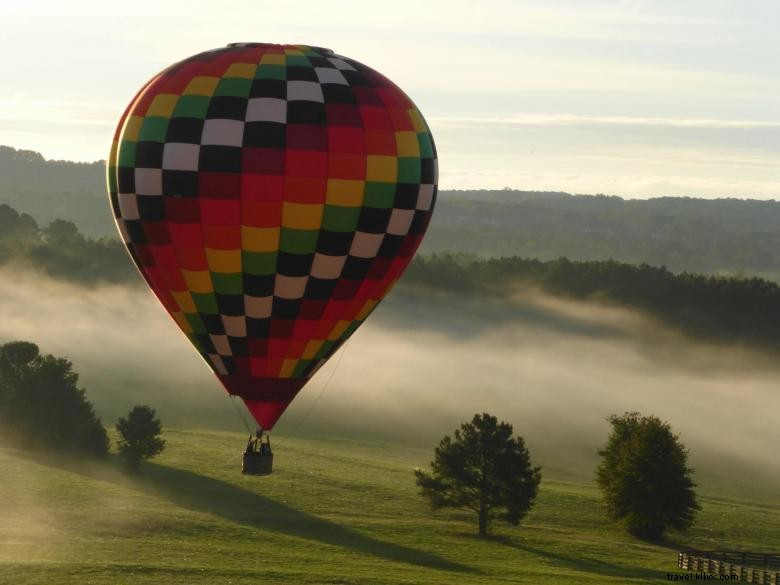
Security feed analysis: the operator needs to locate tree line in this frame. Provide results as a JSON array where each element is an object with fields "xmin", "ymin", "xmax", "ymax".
[{"xmin": 405, "ymin": 253, "xmax": 780, "ymax": 349}]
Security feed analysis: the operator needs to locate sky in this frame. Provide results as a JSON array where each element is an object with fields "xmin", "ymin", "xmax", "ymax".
[{"xmin": 2, "ymin": 0, "xmax": 780, "ymax": 198}]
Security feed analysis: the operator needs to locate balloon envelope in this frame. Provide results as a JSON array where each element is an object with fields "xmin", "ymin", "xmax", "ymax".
[{"xmin": 107, "ymin": 44, "xmax": 437, "ymax": 429}]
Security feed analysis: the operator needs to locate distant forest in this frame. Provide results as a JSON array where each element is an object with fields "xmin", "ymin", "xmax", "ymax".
[
  {"xmin": 3, "ymin": 145, "xmax": 780, "ymax": 278},
  {"xmin": 3, "ymin": 200, "xmax": 780, "ymax": 351}
]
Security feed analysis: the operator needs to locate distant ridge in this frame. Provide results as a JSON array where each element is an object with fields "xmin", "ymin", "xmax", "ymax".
[{"xmin": 2, "ymin": 145, "xmax": 780, "ymax": 277}]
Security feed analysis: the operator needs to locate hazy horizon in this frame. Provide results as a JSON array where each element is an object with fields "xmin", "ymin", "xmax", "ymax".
[{"xmin": 3, "ymin": 1, "xmax": 780, "ymax": 199}]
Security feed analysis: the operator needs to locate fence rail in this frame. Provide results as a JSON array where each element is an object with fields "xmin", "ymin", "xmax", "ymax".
[{"xmin": 678, "ymin": 551, "xmax": 780, "ymax": 584}]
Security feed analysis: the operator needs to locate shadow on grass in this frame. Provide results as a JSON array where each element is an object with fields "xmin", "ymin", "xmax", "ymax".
[
  {"xmin": 486, "ymin": 535, "xmax": 670, "ymax": 580},
  {"xmin": 29, "ymin": 451, "xmax": 475, "ymax": 574}
]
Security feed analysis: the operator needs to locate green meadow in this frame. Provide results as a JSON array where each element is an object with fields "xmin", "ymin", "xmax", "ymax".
[{"xmin": 1, "ymin": 429, "xmax": 777, "ymax": 585}]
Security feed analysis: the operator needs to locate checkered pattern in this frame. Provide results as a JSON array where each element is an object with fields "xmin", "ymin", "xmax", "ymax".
[{"xmin": 107, "ymin": 43, "xmax": 437, "ymax": 429}]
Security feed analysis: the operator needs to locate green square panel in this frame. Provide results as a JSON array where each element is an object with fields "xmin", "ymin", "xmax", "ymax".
[
  {"xmin": 285, "ymin": 55, "xmax": 310, "ymax": 67},
  {"xmin": 322, "ymin": 205, "xmax": 360, "ymax": 232},
  {"xmin": 192, "ymin": 292, "xmax": 219, "ymax": 314},
  {"xmin": 397, "ymin": 158, "xmax": 421, "ymax": 183},
  {"xmin": 172, "ymin": 95, "xmax": 210, "ymax": 118},
  {"xmin": 243, "ymin": 251, "xmax": 277, "ymax": 275},
  {"xmin": 215, "ymin": 77, "xmax": 252, "ymax": 98},
  {"xmin": 280, "ymin": 228, "xmax": 318, "ymax": 254},
  {"xmin": 107, "ymin": 170, "xmax": 118, "ymax": 193},
  {"xmin": 315, "ymin": 340, "xmax": 335, "ymax": 360},
  {"xmin": 363, "ymin": 182, "xmax": 396, "ymax": 208},
  {"xmin": 117, "ymin": 141, "xmax": 136, "ymax": 167},
  {"xmin": 293, "ymin": 360, "xmax": 311, "ymax": 377},
  {"xmin": 138, "ymin": 117, "xmax": 169, "ymax": 142},
  {"xmin": 341, "ymin": 321, "xmax": 360, "ymax": 340},
  {"xmin": 417, "ymin": 134, "xmax": 434, "ymax": 158},
  {"xmin": 211, "ymin": 272, "xmax": 243, "ymax": 295},
  {"xmin": 185, "ymin": 315, "xmax": 207, "ymax": 335},
  {"xmin": 255, "ymin": 65, "xmax": 286, "ymax": 80}
]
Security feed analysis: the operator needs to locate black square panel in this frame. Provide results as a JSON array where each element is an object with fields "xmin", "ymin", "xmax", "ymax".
[
  {"xmin": 118, "ymin": 166, "xmax": 135, "ymax": 193},
  {"xmin": 201, "ymin": 313, "xmax": 226, "ymax": 334},
  {"xmin": 228, "ymin": 337, "xmax": 249, "ymax": 357},
  {"xmin": 207, "ymin": 96, "xmax": 247, "ymax": 120},
  {"xmin": 394, "ymin": 183, "xmax": 419, "ymax": 209},
  {"xmin": 305, "ymin": 277, "xmax": 337, "ymax": 300},
  {"xmin": 250, "ymin": 78, "xmax": 286, "ymax": 99},
  {"xmin": 247, "ymin": 317, "xmax": 271, "ymax": 337},
  {"xmin": 216, "ymin": 294, "xmax": 244, "ymax": 316},
  {"xmin": 163, "ymin": 170, "xmax": 199, "ymax": 197},
  {"xmin": 341, "ymin": 256, "xmax": 372, "ymax": 279},
  {"xmin": 357, "ymin": 207, "xmax": 391, "ymax": 233},
  {"xmin": 322, "ymin": 84, "xmax": 356, "ymax": 104},
  {"xmin": 135, "ymin": 142, "xmax": 164, "ymax": 168},
  {"xmin": 276, "ymin": 252, "xmax": 313, "ymax": 277},
  {"xmin": 272, "ymin": 298, "xmax": 300, "ymax": 319},
  {"xmin": 287, "ymin": 101, "xmax": 326, "ymax": 125},
  {"xmin": 166, "ymin": 117, "xmax": 204, "ymax": 143},
  {"xmin": 316, "ymin": 230, "xmax": 354, "ymax": 256},
  {"xmin": 244, "ymin": 274, "xmax": 275, "ymax": 297},
  {"xmin": 137, "ymin": 195, "xmax": 165, "ymax": 220},
  {"xmin": 243, "ymin": 122, "xmax": 286, "ymax": 148},
  {"xmin": 199, "ymin": 145, "xmax": 243, "ymax": 172},
  {"xmin": 287, "ymin": 66, "xmax": 318, "ymax": 81},
  {"xmin": 421, "ymin": 158, "xmax": 436, "ymax": 183}
]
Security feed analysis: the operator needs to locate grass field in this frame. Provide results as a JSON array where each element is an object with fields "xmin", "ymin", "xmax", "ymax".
[{"xmin": 1, "ymin": 429, "xmax": 778, "ymax": 584}]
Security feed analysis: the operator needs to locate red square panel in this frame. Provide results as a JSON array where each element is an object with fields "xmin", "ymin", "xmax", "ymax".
[
  {"xmin": 360, "ymin": 106, "xmax": 393, "ymax": 130},
  {"xmin": 242, "ymin": 174, "xmax": 285, "ymax": 202},
  {"xmin": 243, "ymin": 200, "xmax": 283, "ymax": 227},
  {"xmin": 176, "ymin": 246, "xmax": 208, "ymax": 270},
  {"xmin": 284, "ymin": 177, "xmax": 327, "ymax": 204},
  {"xmin": 203, "ymin": 225, "xmax": 241, "ymax": 249},
  {"xmin": 249, "ymin": 338, "xmax": 269, "ymax": 356},
  {"xmin": 287, "ymin": 124, "xmax": 328, "ymax": 150},
  {"xmin": 286, "ymin": 151, "xmax": 328, "ymax": 178},
  {"xmin": 365, "ymin": 130, "xmax": 397, "ymax": 155},
  {"xmin": 388, "ymin": 108, "xmax": 414, "ymax": 131},
  {"xmin": 328, "ymin": 127, "xmax": 365, "ymax": 154},
  {"xmin": 328, "ymin": 153, "xmax": 365, "ymax": 180},
  {"xmin": 243, "ymin": 148, "xmax": 285, "ymax": 175},
  {"xmin": 165, "ymin": 198, "xmax": 201, "ymax": 223},
  {"xmin": 326, "ymin": 104, "xmax": 363, "ymax": 127},
  {"xmin": 168, "ymin": 222, "xmax": 203, "ymax": 246},
  {"xmin": 143, "ymin": 221, "xmax": 171, "ymax": 245},
  {"xmin": 200, "ymin": 198, "xmax": 241, "ymax": 225},
  {"xmin": 199, "ymin": 172, "xmax": 241, "ymax": 198}
]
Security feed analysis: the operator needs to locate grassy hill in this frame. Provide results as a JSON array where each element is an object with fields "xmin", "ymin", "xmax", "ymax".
[{"xmin": 1, "ymin": 430, "xmax": 778, "ymax": 584}]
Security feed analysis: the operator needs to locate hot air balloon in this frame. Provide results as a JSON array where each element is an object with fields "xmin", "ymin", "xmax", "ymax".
[{"xmin": 107, "ymin": 43, "xmax": 437, "ymax": 472}]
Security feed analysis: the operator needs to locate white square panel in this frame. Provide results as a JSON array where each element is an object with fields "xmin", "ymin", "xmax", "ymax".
[
  {"xmin": 134, "ymin": 168, "xmax": 162, "ymax": 196},
  {"xmin": 221, "ymin": 315, "xmax": 247, "ymax": 337},
  {"xmin": 245, "ymin": 295, "xmax": 273, "ymax": 319},
  {"xmin": 201, "ymin": 119, "xmax": 244, "ymax": 147},
  {"xmin": 287, "ymin": 80, "xmax": 324, "ymax": 102},
  {"xmin": 208, "ymin": 353, "xmax": 228, "ymax": 375},
  {"xmin": 246, "ymin": 98, "xmax": 287, "ymax": 123},
  {"xmin": 311, "ymin": 253, "xmax": 347, "ymax": 280},
  {"xmin": 386, "ymin": 208, "xmax": 415, "ymax": 236},
  {"xmin": 275, "ymin": 275, "xmax": 308, "ymax": 299},
  {"xmin": 315, "ymin": 67, "xmax": 348, "ymax": 85},
  {"xmin": 163, "ymin": 143, "xmax": 200, "ymax": 171},
  {"xmin": 327, "ymin": 57, "xmax": 357, "ymax": 71},
  {"xmin": 117, "ymin": 192, "xmax": 139, "ymax": 220},
  {"xmin": 349, "ymin": 232, "xmax": 384, "ymax": 259},
  {"xmin": 416, "ymin": 184, "xmax": 434, "ymax": 210},
  {"xmin": 209, "ymin": 334, "xmax": 231, "ymax": 356}
]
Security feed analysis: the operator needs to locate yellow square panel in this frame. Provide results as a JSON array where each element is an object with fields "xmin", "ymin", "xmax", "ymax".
[
  {"xmin": 183, "ymin": 270, "xmax": 213, "ymax": 293},
  {"xmin": 260, "ymin": 53, "xmax": 286, "ymax": 65},
  {"xmin": 183, "ymin": 76, "xmax": 220, "ymax": 96},
  {"xmin": 282, "ymin": 202, "xmax": 324, "ymax": 230},
  {"xmin": 242, "ymin": 226, "xmax": 280, "ymax": 252},
  {"xmin": 408, "ymin": 109, "xmax": 426, "ymax": 133},
  {"xmin": 366, "ymin": 156, "xmax": 397, "ymax": 183},
  {"xmin": 326, "ymin": 179, "xmax": 364, "ymax": 207},
  {"xmin": 328, "ymin": 320, "xmax": 351, "ymax": 341},
  {"xmin": 395, "ymin": 131, "xmax": 420, "ymax": 157},
  {"xmin": 284, "ymin": 48, "xmax": 305, "ymax": 56},
  {"xmin": 302, "ymin": 339, "xmax": 324, "ymax": 360},
  {"xmin": 122, "ymin": 116, "xmax": 143, "ymax": 142},
  {"xmin": 171, "ymin": 290, "xmax": 197, "ymax": 313},
  {"xmin": 356, "ymin": 299, "xmax": 378, "ymax": 320},
  {"xmin": 171, "ymin": 311, "xmax": 193, "ymax": 334},
  {"xmin": 206, "ymin": 248, "xmax": 242, "ymax": 272},
  {"xmin": 280, "ymin": 358, "xmax": 298, "ymax": 378},
  {"xmin": 224, "ymin": 63, "xmax": 256, "ymax": 79},
  {"xmin": 146, "ymin": 94, "xmax": 178, "ymax": 117}
]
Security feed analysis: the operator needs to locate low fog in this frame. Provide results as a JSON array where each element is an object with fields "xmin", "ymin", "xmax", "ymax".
[{"xmin": 2, "ymin": 268, "xmax": 779, "ymax": 493}]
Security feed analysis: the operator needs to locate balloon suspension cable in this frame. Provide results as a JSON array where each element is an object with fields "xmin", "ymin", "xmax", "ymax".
[
  {"xmin": 229, "ymin": 395, "xmax": 254, "ymax": 434},
  {"xmin": 289, "ymin": 343, "xmax": 348, "ymax": 437}
]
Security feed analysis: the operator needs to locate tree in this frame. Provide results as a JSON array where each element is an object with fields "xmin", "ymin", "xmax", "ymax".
[
  {"xmin": 414, "ymin": 413, "xmax": 541, "ymax": 537},
  {"xmin": 596, "ymin": 412, "xmax": 699, "ymax": 540},
  {"xmin": 115, "ymin": 405, "xmax": 166, "ymax": 471},
  {"xmin": 0, "ymin": 340, "xmax": 108, "ymax": 457}
]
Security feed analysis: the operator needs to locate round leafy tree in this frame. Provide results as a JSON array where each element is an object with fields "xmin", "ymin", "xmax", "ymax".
[
  {"xmin": 116, "ymin": 405, "xmax": 165, "ymax": 471},
  {"xmin": 596, "ymin": 412, "xmax": 699, "ymax": 540},
  {"xmin": 414, "ymin": 413, "xmax": 541, "ymax": 537}
]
